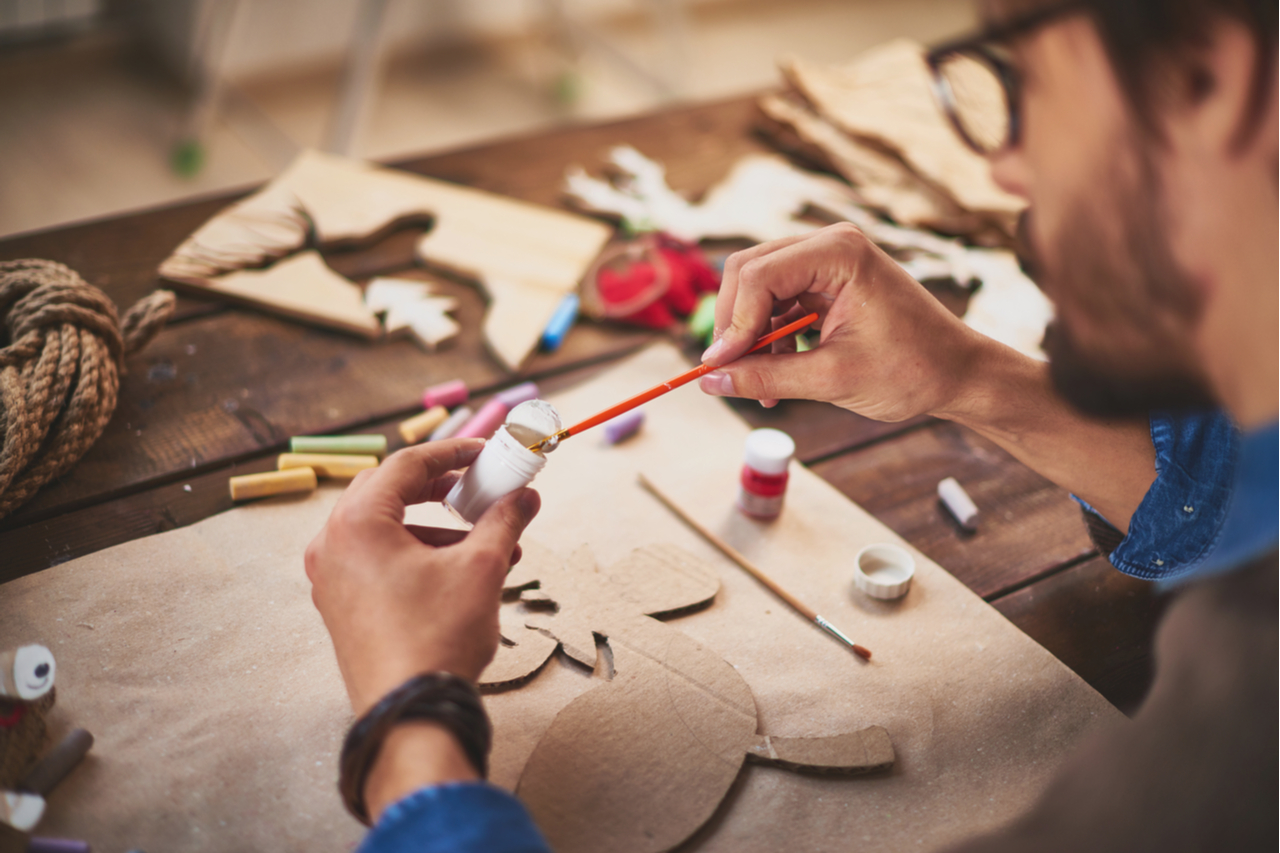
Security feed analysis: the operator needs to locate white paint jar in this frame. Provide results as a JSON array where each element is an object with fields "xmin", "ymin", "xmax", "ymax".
[{"xmin": 445, "ymin": 425, "xmax": 547, "ymax": 525}]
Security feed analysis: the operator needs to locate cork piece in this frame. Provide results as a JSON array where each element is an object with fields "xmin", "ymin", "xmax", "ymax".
[
  {"xmin": 276, "ymin": 454, "xmax": 378, "ymax": 479},
  {"xmin": 159, "ymin": 150, "xmax": 612, "ymax": 370},
  {"xmin": 228, "ymin": 467, "xmax": 317, "ymax": 501},
  {"xmin": 481, "ymin": 544, "xmax": 892, "ymax": 853},
  {"xmin": 398, "ymin": 407, "xmax": 450, "ymax": 446}
]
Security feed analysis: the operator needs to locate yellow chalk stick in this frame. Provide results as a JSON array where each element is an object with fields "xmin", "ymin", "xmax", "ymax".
[
  {"xmin": 399, "ymin": 405, "xmax": 449, "ymax": 445},
  {"xmin": 278, "ymin": 453, "xmax": 379, "ymax": 479},
  {"xmin": 229, "ymin": 467, "xmax": 317, "ymax": 501}
]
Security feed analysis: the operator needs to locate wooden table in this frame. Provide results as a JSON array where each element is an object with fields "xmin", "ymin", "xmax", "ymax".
[{"xmin": 0, "ymin": 96, "xmax": 1166, "ymax": 715}]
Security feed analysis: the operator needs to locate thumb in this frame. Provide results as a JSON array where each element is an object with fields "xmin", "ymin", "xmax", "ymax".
[
  {"xmin": 467, "ymin": 488, "xmax": 541, "ymax": 566},
  {"xmin": 700, "ymin": 348, "xmax": 841, "ymax": 404}
]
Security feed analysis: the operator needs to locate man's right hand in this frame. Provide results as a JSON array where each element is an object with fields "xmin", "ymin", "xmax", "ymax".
[{"xmin": 698, "ymin": 222, "xmax": 989, "ymax": 422}]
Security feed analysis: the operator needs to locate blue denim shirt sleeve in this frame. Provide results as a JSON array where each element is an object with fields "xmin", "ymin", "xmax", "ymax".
[
  {"xmin": 357, "ymin": 782, "xmax": 551, "ymax": 853},
  {"xmin": 1074, "ymin": 410, "xmax": 1239, "ymax": 581}
]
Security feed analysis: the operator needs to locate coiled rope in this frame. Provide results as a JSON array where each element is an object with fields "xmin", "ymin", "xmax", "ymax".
[{"xmin": 0, "ymin": 259, "xmax": 175, "ymax": 519}]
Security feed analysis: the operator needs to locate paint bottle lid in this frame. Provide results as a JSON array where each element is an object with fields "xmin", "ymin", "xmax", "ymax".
[
  {"xmin": 742, "ymin": 429, "xmax": 795, "ymax": 475},
  {"xmin": 853, "ymin": 544, "xmax": 915, "ymax": 600}
]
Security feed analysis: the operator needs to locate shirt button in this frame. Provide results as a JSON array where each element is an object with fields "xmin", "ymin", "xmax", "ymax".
[
  {"xmin": 1183, "ymin": 505, "xmax": 1194, "ymax": 513},
  {"xmin": 1155, "ymin": 559, "xmax": 1165, "ymax": 566}
]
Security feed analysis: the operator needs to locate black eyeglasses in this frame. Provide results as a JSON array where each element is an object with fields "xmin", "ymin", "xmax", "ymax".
[{"xmin": 925, "ymin": 1, "xmax": 1088, "ymax": 156}]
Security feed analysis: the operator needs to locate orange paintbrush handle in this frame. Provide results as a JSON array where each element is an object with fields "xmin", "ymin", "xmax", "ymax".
[{"xmin": 558, "ymin": 312, "xmax": 819, "ymax": 442}]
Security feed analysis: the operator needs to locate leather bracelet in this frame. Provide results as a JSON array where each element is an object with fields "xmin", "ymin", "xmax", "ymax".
[{"xmin": 339, "ymin": 671, "xmax": 491, "ymax": 826}]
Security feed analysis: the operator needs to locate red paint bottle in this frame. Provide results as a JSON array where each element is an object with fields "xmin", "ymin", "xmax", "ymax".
[{"xmin": 736, "ymin": 429, "xmax": 796, "ymax": 519}]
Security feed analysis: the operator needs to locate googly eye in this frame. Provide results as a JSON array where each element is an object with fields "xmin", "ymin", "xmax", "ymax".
[{"xmin": 13, "ymin": 644, "xmax": 56, "ymax": 700}]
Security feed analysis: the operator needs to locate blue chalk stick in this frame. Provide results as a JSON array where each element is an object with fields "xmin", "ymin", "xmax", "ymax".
[{"xmin": 540, "ymin": 293, "xmax": 580, "ymax": 351}]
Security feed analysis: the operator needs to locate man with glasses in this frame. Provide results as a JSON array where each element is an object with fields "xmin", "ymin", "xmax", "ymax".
[{"xmin": 304, "ymin": 1, "xmax": 1275, "ymax": 850}]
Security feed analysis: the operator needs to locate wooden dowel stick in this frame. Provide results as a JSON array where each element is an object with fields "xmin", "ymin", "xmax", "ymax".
[{"xmin": 638, "ymin": 474, "xmax": 871, "ymax": 660}]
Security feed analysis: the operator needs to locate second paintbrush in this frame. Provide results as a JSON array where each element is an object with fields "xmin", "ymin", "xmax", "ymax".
[{"xmin": 529, "ymin": 312, "xmax": 819, "ymax": 452}]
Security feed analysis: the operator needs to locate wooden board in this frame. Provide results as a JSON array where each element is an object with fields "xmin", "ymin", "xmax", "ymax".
[
  {"xmin": 811, "ymin": 421, "xmax": 1097, "ymax": 599},
  {"xmin": 991, "ymin": 556, "xmax": 1168, "ymax": 715}
]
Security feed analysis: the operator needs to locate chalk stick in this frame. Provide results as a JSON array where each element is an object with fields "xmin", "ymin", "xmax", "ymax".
[
  {"xmin": 689, "ymin": 293, "xmax": 717, "ymax": 344},
  {"xmin": 540, "ymin": 293, "xmax": 580, "ymax": 351},
  {"xmin": 27, "ymin": 839, "xmax": 91, "ymax": 853},
  {"xmin": 229, "ymin": 468, "xmax": 317, "ymax": 501},
  {"xmin": 453, "ymin": 398, "xmax": 509, "ymax": 439},
  {"xmin": 938, "ymin": 476, "xmax": 979, "ymax": 530},
  {"xmin": 495, "ymin": 382, "xmax": 539, "ymax": 409},
  {"xmin": 277, "ymin": 453, "xmax": 378, "ymax": 479},
  {"xmin": 603, "ymin": 410, "xmax": 644, "ymax": 444},
  {"xmin": 1, "ymin": 791, "xmax": 43, "ymax": 831},
  {"xmin": 422, "ymin": 379, "xmax": 468, "ymax": 410},
  {"xmin": 289, "ymin": 434, "xmax": 387, "ymax": 457},
  {"xmin": 398, "ymin": 406, "xmax": 449, "ymax": 445},
  {"xmin": 429, "ymin": 405, "xmax": 474, "ymax": 441},
  {"xmin": 20, "ymin": 729, "xmax": 93, "ymax": 797}
]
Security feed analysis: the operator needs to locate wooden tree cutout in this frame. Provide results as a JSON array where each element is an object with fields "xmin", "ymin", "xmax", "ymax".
[{"xmin": 482, "ymin": 543, "xmax": 894, "ymax": 853}]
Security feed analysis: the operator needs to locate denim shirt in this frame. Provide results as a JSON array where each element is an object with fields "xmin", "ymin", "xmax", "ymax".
[
  {"xmin": 361, "ymin": 412, "xmax": 1278, "ymax": 853},
  {"xmin": 1078, "ymin": 411, "xmax": 1277, "ymax": 583}
]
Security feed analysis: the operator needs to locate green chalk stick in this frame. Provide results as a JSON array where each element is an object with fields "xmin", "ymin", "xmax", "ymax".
[
  {"xmin": 290, "ymin": 435, "xmax": 388, "ymax": 457},
  {"xmin": 690, "ymin": 293, "xmax": 718, "ymax": 345}
]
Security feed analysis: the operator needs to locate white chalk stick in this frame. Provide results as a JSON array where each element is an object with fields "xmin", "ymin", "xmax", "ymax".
[{"xmin": 938, "ymin": 477, "xmax": 979, "ymax": 530}]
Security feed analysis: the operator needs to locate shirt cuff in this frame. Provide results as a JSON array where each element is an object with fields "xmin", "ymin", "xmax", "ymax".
[
  {"xmin": 1074, "ymin": 410, "xmax": 1238, "ymax": 581},
  {"xmin": 358, "ymin": 782, "xmax": 551, "ymax": 853}
]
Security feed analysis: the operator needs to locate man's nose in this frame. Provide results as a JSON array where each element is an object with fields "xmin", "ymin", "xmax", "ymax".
[{"xmin": 988, "ymin": 147, "xmax": 1032, "ymax": 200}]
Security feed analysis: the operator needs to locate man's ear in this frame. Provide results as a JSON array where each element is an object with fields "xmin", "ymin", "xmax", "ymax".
[{"xmin": 1177, "ymin": 19, "xmax": 1276, "ymax": 159}]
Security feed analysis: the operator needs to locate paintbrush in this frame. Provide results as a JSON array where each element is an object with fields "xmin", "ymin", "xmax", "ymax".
[
  {"xmin": 637, "ymin": 473, "xmax": 872, "ymax": 660},
  {"xmin": 529, "ymin": 312, "xmax": 819, "ymax": 452}
]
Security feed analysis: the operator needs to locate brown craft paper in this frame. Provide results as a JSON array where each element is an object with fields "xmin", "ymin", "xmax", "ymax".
[{"xmin": 0, "ymin": 343, "xmax": 1122, "ymax": 852}]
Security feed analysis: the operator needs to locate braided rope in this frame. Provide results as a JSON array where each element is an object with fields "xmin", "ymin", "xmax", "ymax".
[{"xmin": 0, "ymin": 259, "xmax": 175, "ymax": 519}]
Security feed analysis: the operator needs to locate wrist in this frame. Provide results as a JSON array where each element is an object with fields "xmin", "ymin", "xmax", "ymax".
[
  {"xmin": 363, "ymin": 722, "xmax": 480, "ymax": 823},
  {"xmin": 928, "ymin": 333, "xmax": 1027, "ymax": 427},
  {"xmin": 339, "ymin": 671, "xmax": 492, "ymax": 826}
]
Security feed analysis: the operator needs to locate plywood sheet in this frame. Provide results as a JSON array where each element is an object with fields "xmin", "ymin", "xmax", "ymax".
[
  {"xmin": 0, "ymin": 344, "xmax": 1122, "ymax": 852},
  {"xmin": 159, "ymin": 150, "xmax": 613, "ymax": 370}
]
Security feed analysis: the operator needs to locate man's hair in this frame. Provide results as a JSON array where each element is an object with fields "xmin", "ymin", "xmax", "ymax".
[{"xmin": 1000, "ymin": 0, "xmax": 1277, "ymax": 146}]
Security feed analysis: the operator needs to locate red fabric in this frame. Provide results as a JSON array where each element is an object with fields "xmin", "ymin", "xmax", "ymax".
[{"xmin": 594, "ymin": 237, "xmax": 720, "ymax": 329}]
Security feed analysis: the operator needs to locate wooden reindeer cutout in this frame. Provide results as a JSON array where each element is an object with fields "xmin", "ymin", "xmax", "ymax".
[{"xmin": 481, "ymin": 544, "xmax": 894, "ymax": 853}]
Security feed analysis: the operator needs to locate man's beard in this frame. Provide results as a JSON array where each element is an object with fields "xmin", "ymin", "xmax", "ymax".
[{"xmin": 1023, "ymin": 147, "xmax": 1218, "ymax": 418}]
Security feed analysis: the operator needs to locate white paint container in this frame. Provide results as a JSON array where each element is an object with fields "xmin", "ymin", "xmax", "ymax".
[
  {"xmin": 853, "ymin": 544, "xmax": 916, "ymax": 600},
  {"xmin": 736, "ymin": 428, "xmax": 795, "ymax": 519},
  {"xmin": 445, "ymin": 427, "xmax": 547, "ymax": 524}
]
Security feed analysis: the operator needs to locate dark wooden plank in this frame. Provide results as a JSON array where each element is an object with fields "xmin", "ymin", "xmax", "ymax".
[
  {"xmin": 0, "ymin": 297, "xmax": 653, "ymax": 527},
  {"xmin": 729, "ymin": 398, "xmax": 929, "ymax": 463},
  {"xmin": 0, "ymin": 98, "xmax": 771, "ymax": 525},
  {"xmin": 991, "ymin": 556, "xmax": 1169, "ymax": 715},
  {"xmin": 0, "ymin": 353, "xmax": 635, "ymax": 584},
  {"xmin": 810, "ymin": 421, "xmax": 1096, "ymax": 599}
]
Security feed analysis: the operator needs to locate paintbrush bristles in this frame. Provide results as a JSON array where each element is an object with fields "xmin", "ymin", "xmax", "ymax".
[{"xmin": 637, "ymin": 473, "xmax": 871, "ymax": 660}]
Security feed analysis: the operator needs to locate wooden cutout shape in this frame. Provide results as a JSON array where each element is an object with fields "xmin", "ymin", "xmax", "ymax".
[
  {"xmin": 778, "ymin": 41, "xmax": 1023, "ymax": 234},
  {"xmin": 207, "ymin": 251, "xmax": 381, "ymax": 338},
  {"xmin": 482, "ymin": 543, "xmax": 893, "ymax": 853},
  {"xmin": 364, "ymin": 277, "xmax": 460, "ymax": 350},
  {"xmin": 160, "ymin": 150, "xmax": 612, "ymax": 369}
]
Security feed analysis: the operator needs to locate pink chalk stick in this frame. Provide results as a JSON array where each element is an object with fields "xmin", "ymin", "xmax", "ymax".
[
  {"xmin": 495, "ymin": 382, "xmax": 539, "ymax": 408},
  {"xmin": 454, "ymin": 398, "xmax": 509, "ymax": 439},
  {"xmin": 422, "ymin": 379, "xmax": 468, "ymax": 410}
]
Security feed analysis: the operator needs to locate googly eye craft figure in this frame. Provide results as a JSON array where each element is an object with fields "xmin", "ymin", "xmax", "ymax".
[{"xmin": 1, "ymin": 645, "xmax": 58, "ymax": 832}]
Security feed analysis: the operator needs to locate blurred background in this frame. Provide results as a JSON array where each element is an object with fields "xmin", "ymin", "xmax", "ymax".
[{"xmin": 0, "ymin": 0, "xmax": 972, "ymax": 238}]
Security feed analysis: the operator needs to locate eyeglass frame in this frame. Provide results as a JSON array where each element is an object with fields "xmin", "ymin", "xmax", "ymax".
[{"xmin": 924, "ymin": 1, "xmax": 1090, "ymax": 156}]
